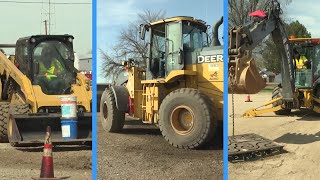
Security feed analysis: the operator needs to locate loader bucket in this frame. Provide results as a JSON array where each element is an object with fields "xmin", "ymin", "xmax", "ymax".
[
  {"xmin": 229, "ymin": 56, "xmax": 266, "ymax": 94},
  {"xmin": 8, "ymin": 112, "xmax": 92, "ymax": 145}
]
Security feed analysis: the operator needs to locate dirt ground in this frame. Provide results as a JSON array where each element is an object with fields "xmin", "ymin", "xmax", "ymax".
[
  {"xmin": 98, "ymin": 115, "xmax": 223, "ymax": 180},
  {"xmin": 0, "ymin": 142, "xmax": 92, "ymax": 179},
  {"xmin": 229, "ymin": 92, "xmax": 320, "ymax": 180}
]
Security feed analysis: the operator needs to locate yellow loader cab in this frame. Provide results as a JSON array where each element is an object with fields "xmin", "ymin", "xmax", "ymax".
[
  {"xmin": 0, "ymin": 35, "xmax": 92, "ymax": 145},
  {"xmin": 100, "ymin": 16, "xmax": 223, "ymax": 149}
]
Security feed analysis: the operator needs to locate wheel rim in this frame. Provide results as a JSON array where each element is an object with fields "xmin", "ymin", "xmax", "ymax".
[
  {"xmin": 102, "ymin": 101, "xmax": 108, "ymax": 122},
  {"xmin": 170, "ymin": 105, "xmax": 195, "ymax": 135}
]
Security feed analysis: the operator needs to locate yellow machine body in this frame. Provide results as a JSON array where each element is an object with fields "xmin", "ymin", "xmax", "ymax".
[
  {"xmin": 243, "ymin": 38, "xmax": 320, "ymax": 117},
  {"xmin": 0, "ymin": 35, "xmax": 92, "ymax": 144},
  {"xmin": 125, "ymin": 64, "xmax": 223, "ymax": 123},
  {"xmin": 101, "ymin": 16, "xmax": 223, "ymax": 149}
]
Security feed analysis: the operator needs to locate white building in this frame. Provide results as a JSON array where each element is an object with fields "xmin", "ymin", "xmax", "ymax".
[{"xmin": 74, "ymin": 52, "xmax": 92, "ymax": 80}]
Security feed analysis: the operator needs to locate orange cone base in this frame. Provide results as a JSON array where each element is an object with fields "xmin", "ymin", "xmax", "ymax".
[
  {"xmin": 40, "ymin": 156, "xmax": 54, "ymax": 178},
  {"xmin": 31, "ymin": 176, "xmax": 70, "ymax": 180},
  {"xmin": 245, "ymin": 95, "xmax": 252, "ymax": 102},
  {"xmin": 32, "ymin": 177, "xmax": 63, "ymax": 180}
]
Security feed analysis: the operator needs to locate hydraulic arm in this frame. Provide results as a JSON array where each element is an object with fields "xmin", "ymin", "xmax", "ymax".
[{"xmin": 228, "ymin": 0, "xmax": 295, "ymax": 103}]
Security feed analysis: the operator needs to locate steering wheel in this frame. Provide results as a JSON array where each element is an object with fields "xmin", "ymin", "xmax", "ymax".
[{"xmin": 159, "ymin": 51, "xmax": 165, "ymax": 59}]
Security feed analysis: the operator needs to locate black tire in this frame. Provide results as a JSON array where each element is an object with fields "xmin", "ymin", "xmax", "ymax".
[
  {"xmin": 10, "ymin": 104, "xmax": 30, "ymax": 114},
  {"xmin": 99, "ymin": 89, "xmax": 125, "ymax": 132},
  {"xmin": 159, "ymin": 88, "xmax": 217, "ymax": 149},
  {"xmin": 8, "ymin": 104, "xmax": 31, "ymax": 147},
  {"xmin": 272, "ymin": 85, "xmax": 291, "ymax": 115},
  {"xmin": 0, "ymin": 102, "xmax": 10, "ymax": 143}
]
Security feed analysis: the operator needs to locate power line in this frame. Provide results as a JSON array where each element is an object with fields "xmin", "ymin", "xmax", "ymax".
[{"xmin": 0, "ymin": 0, "xmax": 91, "ymax": 4}]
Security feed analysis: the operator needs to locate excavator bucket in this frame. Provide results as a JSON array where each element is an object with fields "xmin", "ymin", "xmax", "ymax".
[
  {"xmin": 8, "ymin": 113, "xmax": 92, "ymax": 145},
  {"xmin": 229, "ymin": 56, "xmax": 266, "ymax": 94}
]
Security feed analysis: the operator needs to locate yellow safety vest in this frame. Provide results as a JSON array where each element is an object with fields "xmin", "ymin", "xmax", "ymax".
[
  {"xmin": 39, "ymin": 59, "xmax": 63, "ymax": 80},
  {"xmin": 295, "ymin": 56, "xmax": 308, "ymax": 69}
]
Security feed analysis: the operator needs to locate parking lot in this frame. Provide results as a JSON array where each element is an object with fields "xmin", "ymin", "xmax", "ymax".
[
  {"xmin": 0, "ymin": 143, "xmax": 91, "ymax": 179},
  {"xmin": 98, "ymin": 115, "xmax": 223, "ymax": 180}
]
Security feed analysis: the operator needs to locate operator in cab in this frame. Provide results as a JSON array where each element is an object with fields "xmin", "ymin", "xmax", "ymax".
[
  {"xmin": 293, "ymin": 48, "xmax": 310, "ymax": 69},
  {"xmin": 293, "ymin": 48, "xmax": 311, "ymax": 87},
  {"xmin": 35, "ymin": 46, "xmax": 66, "ymax": 94}
]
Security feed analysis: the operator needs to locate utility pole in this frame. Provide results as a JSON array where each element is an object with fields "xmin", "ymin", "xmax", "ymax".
[
  {"xmin": 41, "ymin": 0, "xmax": 55, "ymax": 35},
  {"xmin": 48, "ymin": 0, "xmax": 51, "ymax": 34},
  {"xmin": 44, "ymin": 20, "xmax": 48, "ymax": 35}
]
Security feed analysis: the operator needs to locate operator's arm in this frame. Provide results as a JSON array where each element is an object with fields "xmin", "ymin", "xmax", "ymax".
[
  {"xmin": 303, "ymin": 57, "xmax": 311, "ymax": 69},
  {"xmin": 53, "ymin": 59, "xmax": 64, "ymax": 75}
]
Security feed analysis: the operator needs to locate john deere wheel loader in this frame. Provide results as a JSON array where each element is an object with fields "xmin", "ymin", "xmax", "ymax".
[
  {"xmin": 100, "ymin": 16, "xmax": 223, "ymax": 149},
  {"xmin": 0, "ymin": 35, "xmax": 92, "ymax": 146}
]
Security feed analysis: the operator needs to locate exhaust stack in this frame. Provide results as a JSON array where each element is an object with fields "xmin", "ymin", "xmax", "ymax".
[{"xmin": 211, "ymin": 16, "xmax": 223, "ymax": 46}]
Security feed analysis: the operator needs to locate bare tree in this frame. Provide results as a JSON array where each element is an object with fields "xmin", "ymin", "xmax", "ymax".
[
  {"xmin": 101, "ymin": 9, "xmax": 166, "ymax": 80},
  {"xmin": 229, "ymin": 0, "xmax": 292, "ymax": 26},
  {"xmin": 229, "ymin": 0, "xmax": 263, "ymax": 26},
  {"xmin": 228, "ymin": 0, "xmax": 293, "ymax": 71}
]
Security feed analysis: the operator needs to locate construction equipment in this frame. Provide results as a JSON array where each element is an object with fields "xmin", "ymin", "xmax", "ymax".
[
  {"xmin": 0, "ymin": 35, "xmax": 92, "ymax": 146},
  {"xmin": 227, "ymin": 0, "xmax": 294, "ymax": 160},
  {"xmin": 228, "ymin": 0, "xmax": 296, "ymax": 112},
  {"xmin": 244, "ymin": 37, "xmax": 320, "ymax": 117},
  {"xmin": 228, "ymin": 0, "xmax": 293, "ymax": 96},
  {"xmin": 100, "ymin": 16, "xmax": 223, "ymax": 149}
]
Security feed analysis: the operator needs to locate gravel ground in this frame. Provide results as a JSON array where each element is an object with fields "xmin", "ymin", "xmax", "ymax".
[
  {"xmin": 229, "ymin": 93, "xmax": 320, "ymax": 180},
  {"xmin": 98, "ymin": 115, "xmax": 223, "ymax": 180},
  {"xmin": 0, "ymin": 142, "xmax": 92, "ymax": 179}
]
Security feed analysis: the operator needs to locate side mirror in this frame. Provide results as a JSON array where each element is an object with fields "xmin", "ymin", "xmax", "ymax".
[
  {"xmin": 121, "ymin": 61, "xmax": 128, "ymax": 66},
  {"xmin": 139, "ymin": 24, "xmax": 146, "ymax": 40}
]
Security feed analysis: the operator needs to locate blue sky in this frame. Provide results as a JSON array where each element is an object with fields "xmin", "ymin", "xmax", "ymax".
[
  {"xmin": 0, "ymin": 1, "xmax": 91, "ymax": 58},
  {"xmin": 97, "ymin": 0, "xmax": 223, "ymax": 83},
  {"xmin": 285, "ymin": 1, "xmax": 320, "ymax": 38}
]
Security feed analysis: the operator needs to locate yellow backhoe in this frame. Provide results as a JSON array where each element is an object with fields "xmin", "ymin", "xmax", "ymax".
[
  {"xmin": 243, "ymin": 37, "xmax": 320, "ymax": 117},
  {"xmin": 228, "ymin": 0, "xmax": 320, "ymax": 117}
]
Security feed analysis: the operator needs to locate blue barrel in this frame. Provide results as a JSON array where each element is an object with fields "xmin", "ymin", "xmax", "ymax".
[{"xmin": 61, "ymin": 119, "xmax": 78, "ymax": 140}]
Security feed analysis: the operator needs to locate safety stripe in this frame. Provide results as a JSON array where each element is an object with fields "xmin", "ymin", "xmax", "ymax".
[
  {"xmin": 43, "ymin": 148, "xmax": 52, "ymax": 157},
  {"xmin": 44, "ymin": 144, "xmax": 52, "ymax": 149},
  {"xmin": 61, "ymin": 102, "xmax": 77, "ymax": 105}
]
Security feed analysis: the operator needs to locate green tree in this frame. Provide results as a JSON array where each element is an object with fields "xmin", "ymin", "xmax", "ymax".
[
  {"xmin": 262, "ymin": 20, "xmax": 311, "ymax": 73},
  {"xmin": 287, "ymin": 20, "xmax": 311, "ymax": 38}
]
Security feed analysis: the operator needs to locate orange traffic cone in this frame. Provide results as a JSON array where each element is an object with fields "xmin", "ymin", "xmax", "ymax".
[
  {"xmin": 245, "ymin": 95, "xmax": 252, "ymax": 102},
  {"xmin": 32, "ymin": 126, "xmax": 63, "ymax": 180}
]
